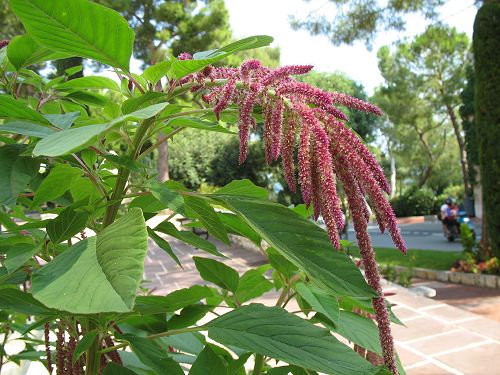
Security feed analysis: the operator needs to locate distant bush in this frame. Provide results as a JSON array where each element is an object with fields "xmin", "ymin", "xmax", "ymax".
[{"xmin": 391, "ymin": 189, "xmax": 436, "ymax": 217}]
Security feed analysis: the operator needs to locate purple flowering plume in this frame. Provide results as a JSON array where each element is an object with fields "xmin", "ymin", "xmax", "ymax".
[{"xmin": 178, "ymin": 57, "xmax": 406, "ymax": 374}]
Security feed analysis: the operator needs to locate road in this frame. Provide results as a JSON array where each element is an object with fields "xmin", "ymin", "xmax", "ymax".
[{"xmin": 345, "ymin": 221, "xmax": 480, "ymax": 252}]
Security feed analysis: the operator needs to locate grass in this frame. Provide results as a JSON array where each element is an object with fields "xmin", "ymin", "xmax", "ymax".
[{"xmin": 347, "ymin": 247, "xmax": 462, "ymax": 270}]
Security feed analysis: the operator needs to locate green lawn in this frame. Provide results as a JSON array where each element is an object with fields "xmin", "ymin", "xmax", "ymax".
[{"xmin": 347, "ymin": 247, "xmax": 462, "ymax": 270}]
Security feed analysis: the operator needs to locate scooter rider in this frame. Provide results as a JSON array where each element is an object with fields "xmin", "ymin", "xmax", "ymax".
[{"xmin": 440, "ymin": 197, "xmax": 459, "ymax": 235}]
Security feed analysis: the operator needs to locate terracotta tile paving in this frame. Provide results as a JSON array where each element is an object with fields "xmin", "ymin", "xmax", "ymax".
[{"xmin": 143, "ymin": 222, "xmax": 500, "ymax": 375}]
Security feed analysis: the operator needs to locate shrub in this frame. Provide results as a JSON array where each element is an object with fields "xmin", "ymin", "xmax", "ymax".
[{"xmin": 391, "ymin": 189, "xmax": 436, "ymax": 217}]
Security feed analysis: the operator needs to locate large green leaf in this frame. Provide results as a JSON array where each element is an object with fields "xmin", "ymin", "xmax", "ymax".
[
  {"xmin": 212, "ymin": 196, "xmax": 375, "ymax": 298},
  {"xmin": 2, "ymin": 243, "xmax": 38, "ymax": 273},
  {"xmin": 121, "ymin": 334, "xmax": 184, "ymax": 375},
  {"xmin": 46, "ymin": 205, "xmax": 89, "ymax": 244},
  {"xmin": 44, "ymin": 112, "xmax": 80, "ymax": 129},
  {"xmin": 103, "ymin": 363, "xmax": 139, "ymax": 375},
  {"xmin": 168, "ymin": 117, "xmax": 233, "ymax": 134},
  {"xmin": 32, "ymin": 164, "xmax": 82, "ymax": 207},
  {"xmin": 0, "ymin": 94, "xmax": 50, "ymax": 124},
  {"xmin": 168, "ymin": 36, "xmax": 273, "ymax": 79},
  {"xmin": 214, "ymin": 180, "xmax": 268, "ymax": 200},
  {"xmin": 295, "ymin": 282, "xmax": 339, "ymax": 326},
  {"xmin": 0, "ymin": 121, "xmax": 57, "ymax": 138},
  {"xmin": 235, "ymin": 267, "xmax": 273, "ymax": 303},
  {"xmin": 193, "ymin": 256, "xmax": 239, "ymax": 293},
  {"xmin": 0, "ymin": 144, "xmax": 39, "ymax": 205},
  {"xmin": 142, "ymin": 61, "xmax": 172, "ymax": 84},
  {"xmin": 7, "ymin": 34, "xmax": 70, "ymax": 70},
  {"xmin": 32, "ymin": 208, "xmax": 148, "ymax": 313},
  {"xmin": 10, "ymin": 0, "xmax": 134, "ymax": 69},
  {"xmin": 189, "ymin": 345, "xmax": 228, "ymax": 375},
  {"xmin": 184, "ymin": 195, "xmax": 229, "ymax": 244},
  {"xmin": 0, "ymin": 287, "xmax": 55, "ymax": 315},
  {"xmin": 207, "ymin": 304, "xmax": 380, "ymax": 375},
  {"xmin": 134, "ymin": 285, "xmax": 215, "ymax": 315},
  {"xmin": 56, "ymin": 76, "xmax": 121, "ymax": 92},
  {"xmin": 32, "ymin": 124, "xmax": 107, "ymax": 157},
  {"xmin": 154, "ymin": 221, "xmax": 224, "ymax": 257}
]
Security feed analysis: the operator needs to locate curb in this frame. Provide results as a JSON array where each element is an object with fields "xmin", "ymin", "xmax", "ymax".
[{"xmin": 392, "ymin": 265, "xmax": 499, "ymax": 289}]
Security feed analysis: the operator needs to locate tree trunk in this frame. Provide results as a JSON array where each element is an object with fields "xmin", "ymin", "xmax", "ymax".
[
  {"xmin": 389, "ymin": 154, "xmax": 396, "ymax": 199},
  {"xmin": 445, "ymin": 103, "xmax": 471, "ymax": 197},
  {"xmin": 157, "ymin": 134, "xmax": 169, "ymax": 182}
]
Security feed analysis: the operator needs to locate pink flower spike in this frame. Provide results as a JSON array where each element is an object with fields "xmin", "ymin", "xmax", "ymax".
[
  {"xmin": 330, "ymin": 92, "xmax": 383, "ymax": 116},
  {"xmin": 298, "ymin": 118, "xmax": 313, "ymax": 207},
  {"xmin": 240, "ymin": 59, "xmax": 263, "ymax": 80},
  {"xmin": 271, "ymin": 99, "xmax": 285, "ymax": 160},
  {"xmin": 263, "ymin": 101, "xmax": 274, "ymax": 164},
  {"xmin": 261, "ymin": 65, "xmax": 314, "ymax": 87},
  {"xmin": 0, "ymin": 40, "xmax": 9, "ymax": 49},
  {"xmin": 214, "ymin": 79, "xmax": 236, "ymax": 120},
  {"xmin": 281, "ymin": 114, "xmax": 297, "ymax": 192}
]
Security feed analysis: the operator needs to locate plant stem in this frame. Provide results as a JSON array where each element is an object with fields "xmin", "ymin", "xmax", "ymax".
[
  {"xmin": 102, "ymin": 118, "xmax": 154, "ymax": 228},
  {"xmin": 84, "ymin": 321, "xmax": 100, "ymax": 375},
  {"xmin": 99, "ymin": 325, "xmax": 207, "ymax": 354},
  {"xmin": 137, "ymin": 127, "xmax": 185, "ymax": 161},
  {"xmin": 253, "ymin": 354, "xmax": 264, "ymax": 375}
]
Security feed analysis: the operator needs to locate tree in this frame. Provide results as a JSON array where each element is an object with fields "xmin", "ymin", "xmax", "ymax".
[
  {"xmin": 290, "ymin": 0, "xmax": 445, "ymax": 49},
  {"xmin": 374, "ymin": 25, "xmax": 469, "ymax": 195},
  {"xmin": 473, "ymin": 0, "xmax": 500, "ymax": 256}
]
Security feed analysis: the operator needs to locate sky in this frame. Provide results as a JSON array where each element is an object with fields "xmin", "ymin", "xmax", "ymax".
[{"xmin": 224, "ymin": 0, "xmax": 477, "ymax": 95}]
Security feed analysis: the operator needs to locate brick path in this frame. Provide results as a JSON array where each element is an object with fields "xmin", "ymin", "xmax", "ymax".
[{"xmin": 144, "ymin": 228, "xmax": 500, "ymax": 375}]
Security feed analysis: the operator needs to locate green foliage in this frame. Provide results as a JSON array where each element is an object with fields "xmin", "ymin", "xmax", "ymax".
[
  {"xmin": 390, "ymin": 189, "xmax": 436, "ymax": 217},
  {"xmin": 473, "ymin": 2, "xmax": 500, "ymax": 256},
  {"xmin": 0, "ymin": 1, "xmax": 402, "ymax": 373}
]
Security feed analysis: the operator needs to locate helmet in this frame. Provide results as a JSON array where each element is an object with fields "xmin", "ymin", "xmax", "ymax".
[{"xmin": 445, "ymin": 198, "xmax": 452, "ymax": 205}]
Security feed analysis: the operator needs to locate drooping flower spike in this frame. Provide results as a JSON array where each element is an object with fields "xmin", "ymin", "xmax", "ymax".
[{"xmin": 179, "ymin": 58, "xmax": 406, "ymax": 374}]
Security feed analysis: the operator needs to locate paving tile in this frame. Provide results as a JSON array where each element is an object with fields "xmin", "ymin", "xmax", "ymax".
[
  {"xmin": 409, "ymin": 330, "xmax": 486, "ymax": 356},
  {"xmin": 406, "ymin": 362, "xmax": 454, "ymax": 375},
  {"xmin": 436, "ymin": 342, "xmax": 500, "ymax": 375},
  {"xmin": 423, "ymin": 304, "xmax": 479, "ymax": 323},
  {"xmin": 460, "ymin": 317, "xmax": 500, "ymax": 342},
  {"xmin": 395, "ymin": 345, "xmax": 426, "ymax": 367},
  {"xmin": 393, "ymin": 306, "xmax": 424, "ymax": 321},
  {"xmin": 392, "ymin": 318, "xmax": 452, "ymax": 342}
]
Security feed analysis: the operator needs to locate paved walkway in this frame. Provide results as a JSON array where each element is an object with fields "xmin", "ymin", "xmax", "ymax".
[{"xmin": 144, "ymin": 230, "xmax": 500, "ymax": 375}]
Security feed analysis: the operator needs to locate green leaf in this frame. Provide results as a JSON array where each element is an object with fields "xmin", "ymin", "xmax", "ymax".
[
  {"xmin": 207, "ymin": 304, "xmax": 380, "ymax": 375},
  {"xmin": 218, "ymin": 213, "xmax": 262, "ymax": 245},
  {"xmin": 32, "ymin": 164, "xmax": 82, "ymax": 207},
  {"xmin": 168, "ymin": 117, "xmax": 233, "ymax": 134},
  {"xmin": 189, "ymin": 345, "xmax": 228, "ymax": 375},
  {"xmin": 193, "ymin": 256, "xmax": 239, "ymax": 293},
  {"xmin": 213, "ymin": 196, "xmax": 375, "ymax": 298},
  {"xmin": 107, "ymin": 102, "xmax": 169, "ymax": 128},
  {"xmin": 56, "ymin": 76, "xmax": 121, "ymax": 92},
  {"xmin": 169, "ymin": 36, "xmax": 273, "ymax": 79},
  {"xmin": 46, "ymin": 205, "xmax": 89, "ymax": 244},
  {"xmin": 214, "ymin": 180, "xmax": 268, "ymax": 200},
  {"xmin": 184, "ymin": 195, "xmax": 229, "ymax": 244},
  {"xmin": 267, "ymin": 247, "xmax": 298, "ymax": 278},
  {"xmin": 121, "ymin": 334, "xmax": 184, "ymax": 375},
  {"xmin": 0, "ymin": 121, "xmax": 57, "ymax": 138},
  {"xmin": 0, "ymin": 144, "xmax": 39, "ymax": 205},
  {"xmin": 0, "ymin": 287, "xmax": 55, "ymax": 315},
  {"xmin": 295, "ymin": 282, "xmax": 339, "ymax": 326},
  {"xmin": 72, "ymin": 331, "xmax": 98, "ymax": 364},
  {"xmin": 134, "ymin": 285, "xmax": 215, "ymax": 315},
  {"xmin": 154, "ymin": 221, "xmax": 224, "ymax": 257},
  {"xmin": 0, "ymin": 94, "xmax": 50, "ymax": 124},
  {"xmin": 150, "ymin": 182, "xmax": 185, "ymax": 215},
  {"xmin": 10, "ymin": 0, "xmax": 134, "ymax": 69},
  {"xmin": 32, "ymin": 208, "xmax": 148, "ymax": 313},
  {"xmin": 43, "ymin": 111, "xmax": 80, "ymax": 129},
  {"xmin": 143, "ymin": 61, "xmax": 172, "ymax": 84},
  {"xmin": 3, "ymin": 243, "xmax": 38, "ymax": 273},
  {"xmin": 103, "ymin": 363, "xmax": 139, "ymax": 375},
  {"xmin": 32, "ymin": 124, "xmax": 107, "ymax": 157},
  {"xmin": 235, "ymin": 267, "xmax": 273, "ymax": 303},
  {"xmin": 6, "ymin": 34, "xmax": 70, "ymax": 70},
  {"xmin": 168, "ymin": 304, "xmax": 211, "ymax": 330},
  {"xmin": 147, "ymin": 227, "xmax": 182, "ymax": 268}
]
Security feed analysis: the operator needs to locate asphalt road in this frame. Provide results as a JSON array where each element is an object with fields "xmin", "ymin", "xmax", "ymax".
[{"xmin": 345, "ymin": 221, "xmax": 481, "ymax": 252}]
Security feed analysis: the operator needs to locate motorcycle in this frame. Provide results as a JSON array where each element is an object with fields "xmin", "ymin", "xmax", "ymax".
[{"xmin": 442, "ymin": 210, "xmax": 475, "ymax": 242}]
